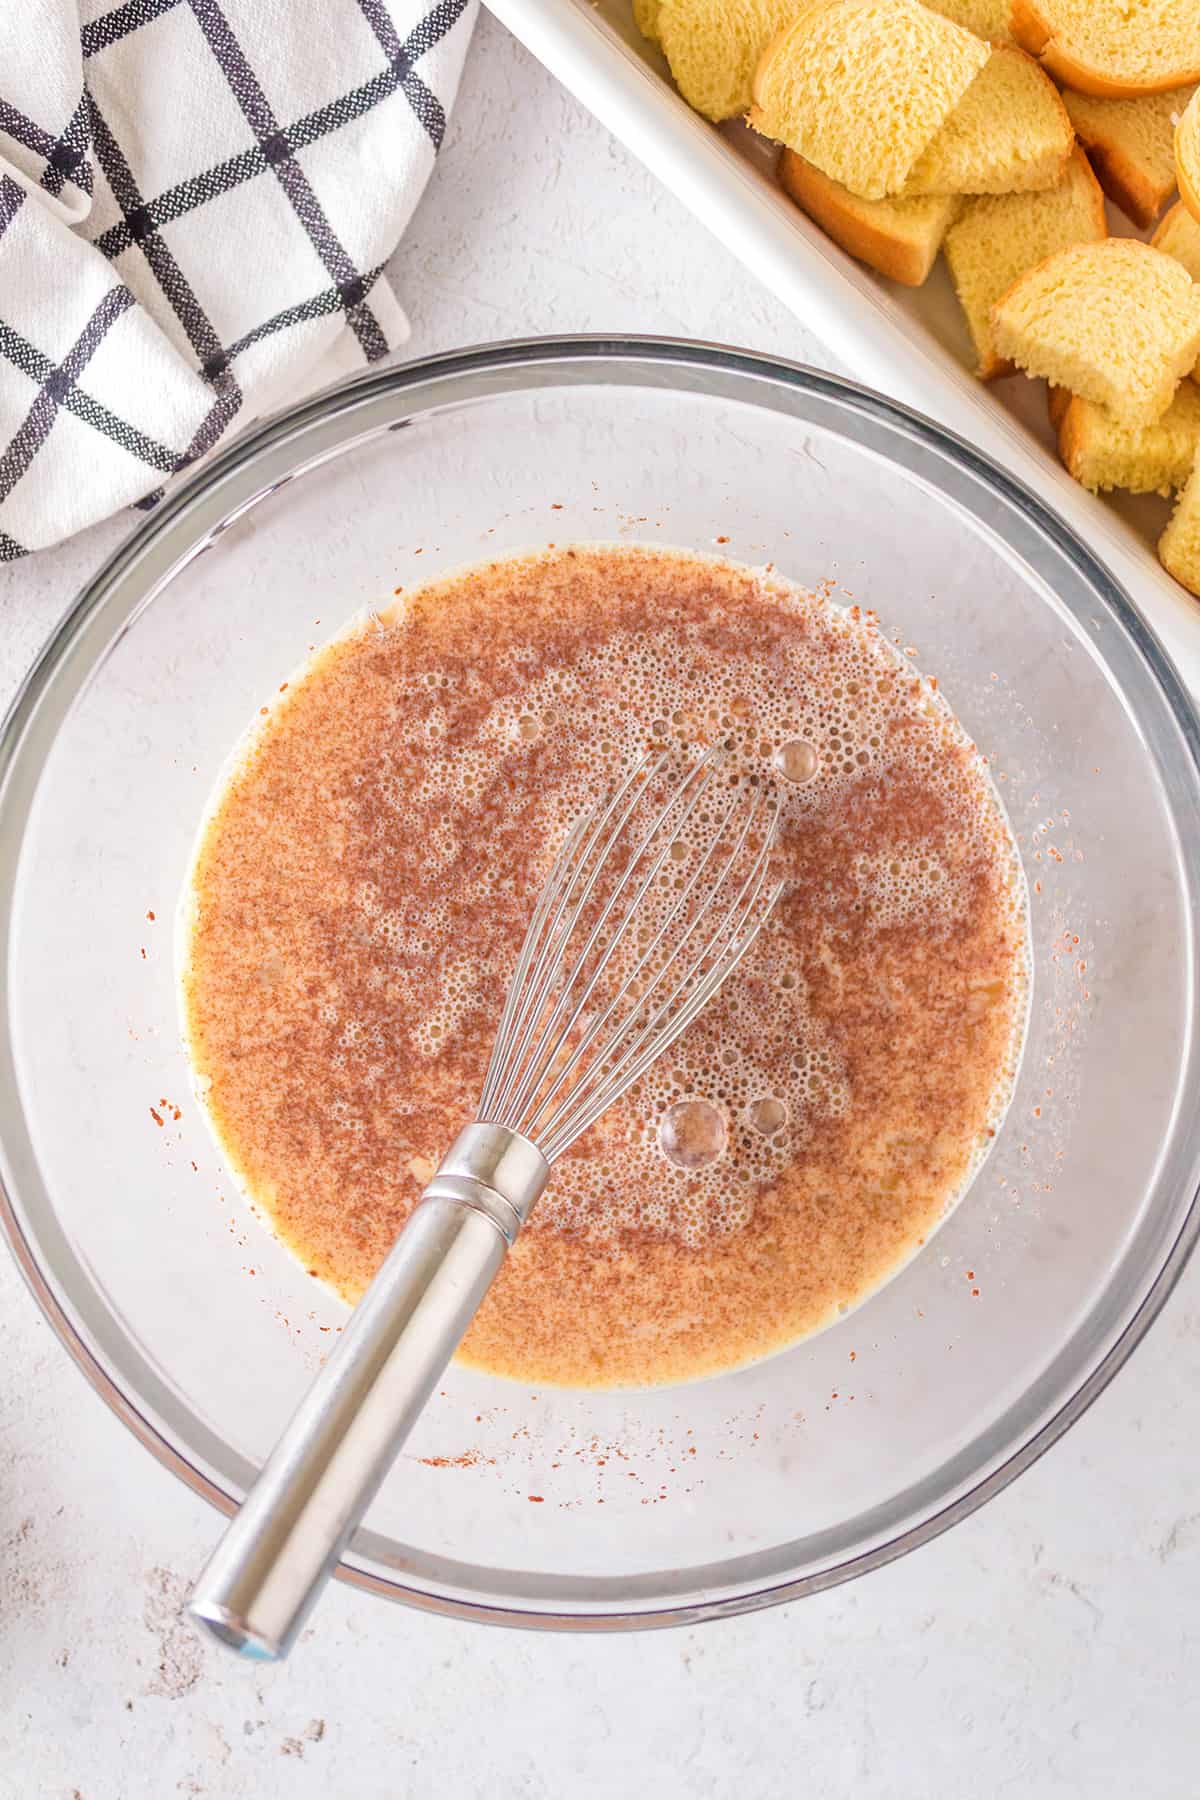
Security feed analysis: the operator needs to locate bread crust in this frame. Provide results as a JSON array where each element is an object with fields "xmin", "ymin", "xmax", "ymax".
[
  {"xmin": 1160, "ymin": 455, "xmax": 1200, "ymax": 595},
  {"xmin": 1047, "ymin": 384, "xmax": 1072, "ymax": 430},
  {"xmin": 1152, "ymin": 199, "xmax": 1200, "ymax": 273},
  {"xmin": 1055, "ymin": 395, "xmax": 1090, "ymax": 483},
  {"xmin": 1070, "ymin": 134, "xmax": 1172, "ymax": 230},
  {"xmin": 1179, "ymin": 156, "xmax": 1200, "ymax": 226},
  {"xmin": 981, "ymin": 352, "xmax": 1017, "ymax": 382},
  {"xmin": 1011, "ymin": 0, "xmax": 1200, "ymax": 98},
  {"xmin": 779, "ymin": 150, "xmax": 951, "ymax": 283},
  {"xmin": 1179, "ymin": 93, "xmax": 1200, "ymax": 225},
  {"xmin": 1159, "ymin": 542, "xmax": 1200, "ymax": 595}
]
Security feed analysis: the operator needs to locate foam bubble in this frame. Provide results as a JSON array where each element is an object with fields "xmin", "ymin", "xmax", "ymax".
[
  {"xmin": 774, "ymin": 739, "xmax": 819, "ymax": 784},
  {"xmin": 659, "ymin": 1100, "xmax": 728, "ymax": 1170},
  {"xmin": 749, "ymin": 1096, "xmax": 787, "ymax": 1135}
]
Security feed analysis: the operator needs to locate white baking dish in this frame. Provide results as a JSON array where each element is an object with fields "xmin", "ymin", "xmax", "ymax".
[{"xmin": 487, "ymin": 0, "xmax": 1200, "ymax": 688}]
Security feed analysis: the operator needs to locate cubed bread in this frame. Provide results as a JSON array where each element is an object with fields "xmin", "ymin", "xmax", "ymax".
[
  {"xmin": 990, "ymin": 238, "xmax": 1200, "ymax": 425},
  {"xmin": 943, "ymin": 148, "xmax": 1107, "ymax": 378},
  {"xmin": 1063, "ymin": 85, "xmax": 1197, "ymax": 228},
  {"xmin": 1159, "ymin": 449, "xmax": 1200, "ymax": 594},
  {"xmin": 904, "ymin": 47, "xmax": 1073, "ymax": 197},
  {"xmin": 633, "ymin": 0, "xmax": 663, "ymax": 44},
  {"xmin": 1178, "ymin": 88, "xmax": 1200, "ymax": 223},
  {"xmin": 780, "ymin": 151, "xmax": 962, "ymax": 283},
  {"xmin": 1153, "ymin": 198, "xmax": 1200, "ymax": 281},
  {"xmin": 658, "ymin": 0, "xmax": 799, "ymax": 121},
  {"xmin": 1053, "ymin": 382, "xmax": 1200, "ymax": 494},
  {"xmin": 749, "ymin": 0, "xmax": 990, "ymax": 200},
  {"xmin": 1011, "ymin": 0, "xmax": 1200, "ymax": 99},
  {"xmin": 922, "ymin": 0, "xmax": 1015, "ymax": 46}
]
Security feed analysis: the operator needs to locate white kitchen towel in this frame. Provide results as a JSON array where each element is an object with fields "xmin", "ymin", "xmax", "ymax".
[{"xmin": 0, "ymin": 0, "xmax": 476, "ymax": 558}]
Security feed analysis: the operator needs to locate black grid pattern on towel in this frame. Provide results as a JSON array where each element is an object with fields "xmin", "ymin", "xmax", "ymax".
[
  {"xmin": 0, "ymin": 96, "xmax": 94, "ymax": 206},
  {"xmin": 0, "ymin": 0, "xmax": 470, "ymax": 555}
]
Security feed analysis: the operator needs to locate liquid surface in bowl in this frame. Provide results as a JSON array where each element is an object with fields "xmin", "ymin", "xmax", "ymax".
[{"xmin": 181, "ymin": 545, "xmax": 1029, "ymax": 1386}]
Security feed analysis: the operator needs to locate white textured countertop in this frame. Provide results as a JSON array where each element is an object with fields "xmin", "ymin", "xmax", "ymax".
[{"xmin": 1, "ymin": 16, "xmax": 1198, "ymax": 1798}]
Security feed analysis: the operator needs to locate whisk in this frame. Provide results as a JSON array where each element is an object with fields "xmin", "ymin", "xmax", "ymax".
[{"xmin": 188, "ymin": 746, "xmax": 783, "ymax": 1659}]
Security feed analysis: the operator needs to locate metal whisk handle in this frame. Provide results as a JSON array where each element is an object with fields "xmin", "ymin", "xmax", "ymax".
[{"xmin": 187, "ymin": 1124, "xmax": 549, "ymax": 1660}]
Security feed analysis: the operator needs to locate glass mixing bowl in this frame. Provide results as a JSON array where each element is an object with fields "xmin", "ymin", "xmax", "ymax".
[{"xmin": 3, "ymin": 339, "xmax": 1200, "ymax": 1631}]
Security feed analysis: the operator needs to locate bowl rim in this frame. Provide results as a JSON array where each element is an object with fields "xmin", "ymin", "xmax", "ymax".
[{"xmin": 3, "ymin": 333, "xmax": 1200, "ymax": 1632}]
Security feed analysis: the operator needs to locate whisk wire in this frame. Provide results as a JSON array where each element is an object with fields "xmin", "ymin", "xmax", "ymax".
[
  {"xmin": 484, "ymin": 747, "xmax": 719, "ymax": 1131},
  {"xmin": 478, "ymin": 752, "xmax": 657, "ymax": 1121},
  {"xmin": 475, "ymin": 811, "xmax": 589, "ymax": 1121},
  {"xmin": 492, "ymin": 747, "xmax": 697, "ymax": 1129},
  {"xmin": 520, "ymin": 756, "xmax": 727, "ymax": 1136},
  {"xmin": 540, "ymin": 805, "xmax": 782, "ymax": 1159},
  {"xmin": 522, "ymin": 780, "xmax": 743, "ymax": 1139},
  {"xmin": 481, "ymin": 750, "xmax": 663, "ymax": 1123},
  {"xmin": 529, "ymin": 782, "xmax": 767, "ymax": 1144},
  {"xmin": 477, "ymin": 746, "xmax": 785, "ymax": 1162},
  {"xmin": 541, "ymin": 884, "xmax": 784, "ymax": 1161}
]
